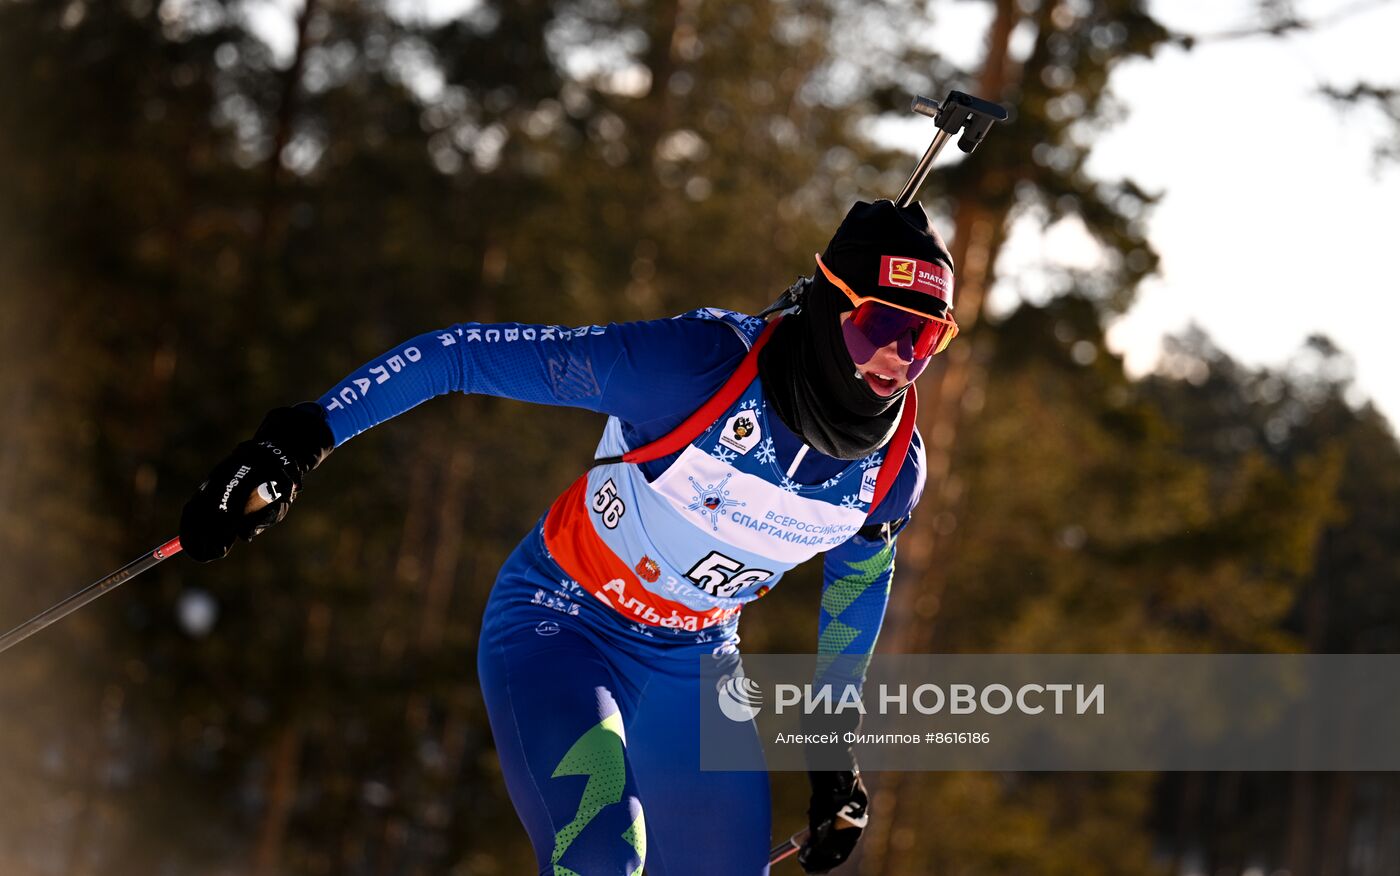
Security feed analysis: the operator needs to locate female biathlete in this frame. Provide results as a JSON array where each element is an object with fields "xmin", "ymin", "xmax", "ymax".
[{"xmin": 179, "ymin": 199, "xmax": 957, "ymax": 875}]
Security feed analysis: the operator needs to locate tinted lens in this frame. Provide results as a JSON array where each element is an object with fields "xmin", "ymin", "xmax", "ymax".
[
  {"xmin": 850, "ymin": 301, "xmax": 923, "ymax": 346},
  {"xmin": 920, "ymin": 319, "xmax": 956, "ymax": 357},
  {"xmin": 850, "ymin": 301, "xmax": 953, "ymax": 359}
]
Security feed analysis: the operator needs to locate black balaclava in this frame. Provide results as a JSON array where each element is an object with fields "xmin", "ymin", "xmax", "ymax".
[{"xmin": 759, "ymin": 199, "xmax": 955, "ymax": 460}]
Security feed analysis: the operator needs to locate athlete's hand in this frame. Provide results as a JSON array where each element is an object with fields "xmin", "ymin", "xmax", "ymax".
[
  {"xmin": 799, "ymin": 769, "xmax": 869, "ymax": 873},
  {"xmin": 180, "ymin": 403, "xmax": 334, "ymax": 562}
]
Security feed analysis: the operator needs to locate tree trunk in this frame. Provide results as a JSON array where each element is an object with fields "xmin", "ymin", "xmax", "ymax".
[
  {"xmin": 856, "ymin": 3, "xmax": 1023, "ymax": 871},
  {"xmin": 250, "ymin": 602, "xmax": 329, "ymax": 876},
  {"xmin": 884, "ymin": 0, "xmax": 1022, "ymax": 651},
  {"xmin": 1174, "ymin": 772, "xmax": 1205, "ymax": 874},
  {"xmin": 1380, "ymin": 776, "xmax": 1400, "ymax": 876},
  {"xmin": 252, "ymin": 0, "xmax": 319, "ymax": 295},
  {"xmin": 416, "ymin": 441, "xmax": 472, "ymax": 654},
  {"xmin": 1286, "ymin": 528, "xmax": 1334, "ymax": 874},
  {"xmin": 1287, "ymin": 772, "xmax": 1317, "ymax": 876},
  {"xmin": 1319, "ymin": 772, "xmax": 1354, "ymax": 876},
  {"xmin": 251, "ymin": 722, "xmax": 303, "ymax": 876},
  {"xmin": 640, "ymin": 0, "xmax": 683, "ymax": 152},
  {"xmin": 383, "ymin": 456, "xmax": 434, "ymax": 664}
]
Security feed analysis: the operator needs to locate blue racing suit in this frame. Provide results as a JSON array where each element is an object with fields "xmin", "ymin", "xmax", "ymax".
[{"xmin": 318, "ymin": 308, "xmax": 925, "ymax": 875}]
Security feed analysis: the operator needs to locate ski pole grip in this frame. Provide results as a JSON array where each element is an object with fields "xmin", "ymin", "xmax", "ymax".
[{"xmin": 244, "ymin": 482, "xmax": 279, "ymax": 514}]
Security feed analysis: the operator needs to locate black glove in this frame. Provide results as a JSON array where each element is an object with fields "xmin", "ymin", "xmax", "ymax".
[
  {"xmin": 799, "ymin": 769, "xmax": 869, "ymax": 874},
  {"xmin": 180, "ymin": 403, "xmax": 334, "ymax": 562}
]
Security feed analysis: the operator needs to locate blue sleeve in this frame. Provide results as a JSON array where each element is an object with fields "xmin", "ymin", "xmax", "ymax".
[
  {"xmin": 317, "ymin": 317, "xmax": 748, "ymax": 447},
  {"xmin": 813, "ymin": 430, "xmax": 924, "ymax": 690},
  {"xmin": 815, "ymin": 531, "xmax": 896, "ymax": 691}
]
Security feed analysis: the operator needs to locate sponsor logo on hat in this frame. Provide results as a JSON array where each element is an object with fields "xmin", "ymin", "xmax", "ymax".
[
  {"xmin": 887, "ymin": 258, "xmax": 917, "ymax": 288},
  {"xmin": 879, "ymin": 255, "xmax": 954, "ymax": 302}
]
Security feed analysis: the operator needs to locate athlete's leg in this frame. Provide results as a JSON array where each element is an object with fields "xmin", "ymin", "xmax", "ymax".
[
  {"xmin": 624, "ymin": 649, "xmax": 772, "ymax": 876},
  {"xmin": 478, "ymin": 551, "xmax": 648, "ymax": 875}
]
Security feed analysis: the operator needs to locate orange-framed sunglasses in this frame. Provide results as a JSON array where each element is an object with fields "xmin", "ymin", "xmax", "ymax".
[{"xmin": 815, "ymin": 253, "xmax": 960, "ymax": 358}]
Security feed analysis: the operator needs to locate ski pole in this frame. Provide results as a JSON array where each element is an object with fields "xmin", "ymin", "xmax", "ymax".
[
  {"xmin": 769, "ymin": 828, "xmax": 808, "ymax": 866},
  {"xmin": 0, "ymin": 487, "xmax": 274, "ymax": 654},
  {"xmin": 894, "ymin": 90, "xmax": 1009, "ymax": 208},
  {"xmin": 0, "ymin": 537, "xmax": 184, "ymax": 654},
  {"xmin": 768, "ymin": 806, "xmax": 866, "ymax": 867}
]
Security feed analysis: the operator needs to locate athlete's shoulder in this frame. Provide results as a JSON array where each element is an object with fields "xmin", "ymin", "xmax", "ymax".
[
  {"xmin": 595, "ymin": 310, "xmax": 752, "ymax": 428},
  {"xmin": 603, "ymin": 310, "xmax": 750, "ymax": 371},
  {"xmin": 674, "ymin": 307, "xmax": 768, "ymax": 349}
]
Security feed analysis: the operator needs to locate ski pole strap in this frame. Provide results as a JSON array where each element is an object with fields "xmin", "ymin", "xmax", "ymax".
[{"xmin": 593, "ymin": 318, "xmax": 781, "ymax": 467}]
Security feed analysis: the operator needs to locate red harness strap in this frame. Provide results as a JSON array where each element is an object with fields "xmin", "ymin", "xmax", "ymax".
[
  {"xmin": 598, "ymin": 319, "xmax": 780, "ymax": 466},
  {"xmin": 602, "ymin": 315, "xmax": 915, "ymax": 516},
  {"xmin": 869, "ymin": 383, "xmax": 916, "ymax": 511}
]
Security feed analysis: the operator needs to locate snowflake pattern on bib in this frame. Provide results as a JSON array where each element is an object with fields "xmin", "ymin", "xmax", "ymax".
[{"xmin": 548, "ymin": 306, "xmax": 892, "ymax": 631}]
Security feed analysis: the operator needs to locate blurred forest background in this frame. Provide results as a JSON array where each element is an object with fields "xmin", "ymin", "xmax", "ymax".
[{"xmin": 2, "ymin": 0, "xmax": 1399, "ymax": 873}]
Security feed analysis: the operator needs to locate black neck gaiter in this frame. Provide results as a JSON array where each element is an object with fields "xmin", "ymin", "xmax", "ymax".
[{"xmin": 758, "ymin": 279, "xmax": 905, "ymax": 460}]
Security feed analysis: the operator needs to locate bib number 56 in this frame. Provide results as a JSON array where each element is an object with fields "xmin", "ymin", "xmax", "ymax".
[
  {"xmin": 590, "ymin": 478, "xmax": 626, "ymax": 529},
  {"xmin": 685, "ymin": 551, "xmax": 772, "ymax": 598}
]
